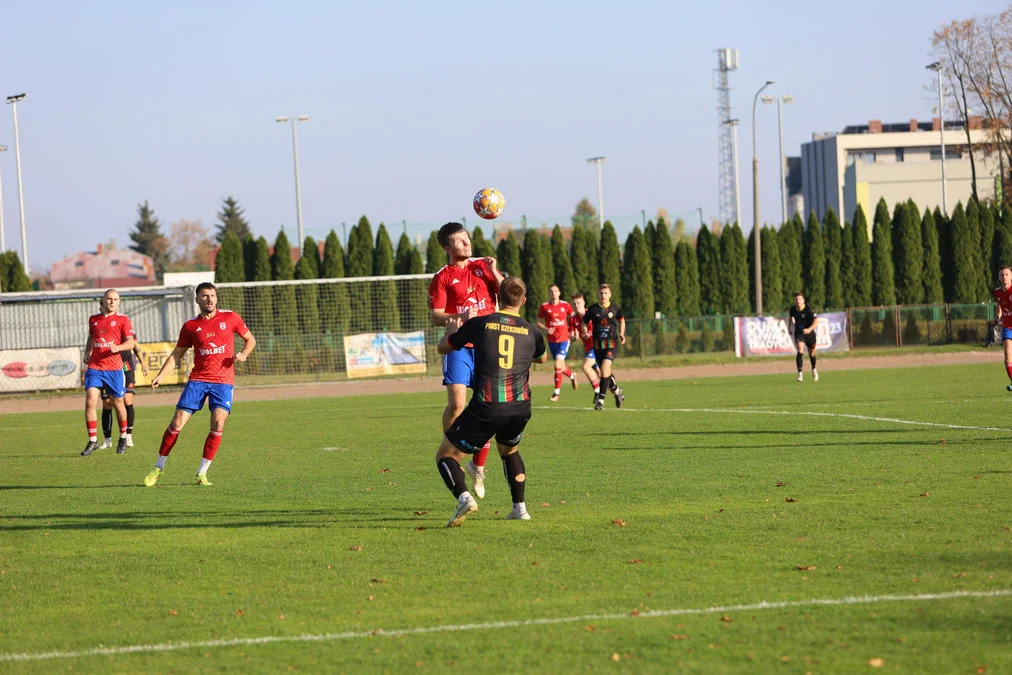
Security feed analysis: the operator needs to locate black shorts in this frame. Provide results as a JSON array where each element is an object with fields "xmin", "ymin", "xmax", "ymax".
[
  {"xmin": 796, "ymin": 332, "xmax": 817, "ymax": 348},
  {"xmin": 101, "ymin": 370, "xmax": 135, "ymax": 399},
  {"xmin": 445, "ymin": 404, "xmax": 531, "ymax": 453},
  {"xmin": 595, "ymin": 347, "xmax": 616, "ymax": 366}
]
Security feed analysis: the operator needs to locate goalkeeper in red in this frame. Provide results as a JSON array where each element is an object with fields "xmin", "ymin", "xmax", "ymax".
[
  {"xmin": 143, "ymin": 282, "xmax": 256, "ymax": 487},
  {"xmin": 537, "ymin": 284, "xmax": 577, "ymax": 401},
  {"xmin": 436, "ymin": 277, "xmax": 547, "ymax": 526}
]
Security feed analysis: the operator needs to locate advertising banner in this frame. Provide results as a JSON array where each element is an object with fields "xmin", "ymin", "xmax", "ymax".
[
  {"xmin": 133, "ymin": 341, "xmax": 192, "ymax": 387},
  {"xmin": 734, "ymin": 312, "xmax": 849, "ymax": 357},
  {"xmin": 343, "ymin": 331, "xmax": 427, "ymax": 379},
  {"xmin": 0, "ymin": 347, "xmax": 81, "ymax": 392}
]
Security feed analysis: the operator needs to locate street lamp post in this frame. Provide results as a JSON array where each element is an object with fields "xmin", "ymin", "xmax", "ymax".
[
  {"xmin": 725, "ymin": 119, "xmax": 742, "ymax": 226},
  {"xmin": 926, "ymin": 62, "xmax": 948, "ymax": 216},
  {"xmin": 752, "ymin": 80, "xmax": 775, "ymax": 316},
  {"xmin": 276, "ymin": 115, "xmax": 310, "ymax": 245},
  {"xmin": 762, "ymin": 94, "xmax": 794, "ymax": 225},
  {"xmin": 0, "ymin": 145, "xmax": 7, "ymax": 253},
  {"xmin": 6, "ymin": 93, "xmax": 28, "ymax": 273},
  {"xmin": 587, "ymin": 156, "xmax": 606, "ymax": 231}
]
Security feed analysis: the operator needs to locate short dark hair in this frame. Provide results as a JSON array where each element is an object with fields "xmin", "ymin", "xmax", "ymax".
[
  {"xmin": 793, "ymin": 291, "xmax": 804, "ymax": 298},
  {"xmin": 500, "ymin": 277, "xmax": 527, "ymax": 307},
  {"xmin": 599, "ymin": 283, "xmax": 611, "ymax": 291},
  {"xmin": 571, "ymin": 292, "xmax": 584, "ymax": 300},
  {"xmin": 195, "ymin": 282, "xmax": 217, "ymax": 296},
  {"xmin": 437, "ymin": 222, "xmax": 466, "ymax": 248}
]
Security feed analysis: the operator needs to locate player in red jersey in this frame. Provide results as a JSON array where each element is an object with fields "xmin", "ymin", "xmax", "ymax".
[
  {"xmin": 537, "ymin": 284, "xmax": 577, "ymax": 401},
  {"xmin": 992, "ymin": 266, "xmax": 1012, "ymax": 390},
  {"xmin": 81, "ymin": 289, "xmax": 136, "ymax": 456},
  {"xmin": 429, "ymin": 222, "xmax": 503, "ymax": 498},
  {"xmin": 143, "ymin": 282, "xmax": 256, "ymax": 487},
  {"xmin": 569, "ymin": 292, "xmax": 601, "ymax": 396}
]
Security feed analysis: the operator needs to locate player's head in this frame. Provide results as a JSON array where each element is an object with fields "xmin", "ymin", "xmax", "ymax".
[
  {"xmin": 1000, "ymin": 266, "xmax": 1012, "ymax": 288},
  {"xmin": 548, "ymin": 284, "xmax": 560, "ymax": 303},
  {"xmin": 437, "ymin": 222, "xmax": 471, "ymax": 261},
  {"xmin": 195, "ymin": 282, "xmax": 218, "ymax": 314},
  {"xmin": 100, "ymin": 289, "xmax": 120, "ymax": 314},
  {"xmin": 598, "ymin": 284, "xmax": 611, "ymax": 304},
  {"xmin": 571, "ymin": 292, "xmax": 586, "ymax": 312},
  {"xmin": 794, "ymin": 292, "xmax": 805, "ymax": 308},
  {"xmin": 500, "ymin": 277, "xmax": 527, "ymax": 310}
]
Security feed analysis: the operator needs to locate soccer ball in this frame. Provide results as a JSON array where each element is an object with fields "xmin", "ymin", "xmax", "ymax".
[{"xmin": 473, "ymin": 187, "xmax": 505, "ymax": 220}]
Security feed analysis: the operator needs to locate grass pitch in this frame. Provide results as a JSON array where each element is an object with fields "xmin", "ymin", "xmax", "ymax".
[{"xmin": 0, "ymin": 362, "xmax": 1009, "ymax": 673}]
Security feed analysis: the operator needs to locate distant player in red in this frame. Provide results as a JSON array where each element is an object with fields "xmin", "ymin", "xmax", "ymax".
[
  {"xmin": 81, "ymin": 289, "xmax": 136, "ymax": 456},
  {"xmin": 993, "ymin": 266, "xmax": 1012, "ymax": 390},
  {"xmin": 143, "ymin": 282, "xmax": 256, "ymax": 487},
  {"xmin": 569, "ymin": 292, "xmax": 601, "ymax": 396},
  {"xmin": 429, "ymin": 222, "xmax": 503, "ymax": 498},
  {"xmin": 537, "ymin": 284, "xmax": 577, "ymax": 401}
]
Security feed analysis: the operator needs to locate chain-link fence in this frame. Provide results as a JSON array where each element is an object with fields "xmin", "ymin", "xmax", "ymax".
[{"xmin": 0, "ymin": 278, "xmax": 999, "ymax": 392}]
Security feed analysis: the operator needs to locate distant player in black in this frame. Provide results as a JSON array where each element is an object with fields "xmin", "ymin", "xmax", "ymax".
[
  {"xmin": 100, "ymin": 339, "xmax": 148, "ymax": 449},
  {"xmin": 436, "ymin": 277, "xmax": 547, "ymax": 527},
  {"xmin": 582, "ymin": 283, "xmax": 626, "ymax": 410},
  {"xmin": 788, "ymin": 292, "xmax": 818, "ymax": 382}
]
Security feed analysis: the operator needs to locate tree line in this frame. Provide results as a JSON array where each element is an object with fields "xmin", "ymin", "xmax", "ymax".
[{"xmin": 194, "ymin": 195, "xmax": 1010, "ymax": 342}]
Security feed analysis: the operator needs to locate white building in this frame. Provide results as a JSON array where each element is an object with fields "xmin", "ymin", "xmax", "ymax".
[{"xmin": 798, "ymin": 118, "xmax": 1003, "ymax": 228}]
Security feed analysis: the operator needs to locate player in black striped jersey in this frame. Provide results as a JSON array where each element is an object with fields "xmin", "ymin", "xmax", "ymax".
[{"xmin": 436, "ymin": 277, "xmax": 547, "ymax": 527}]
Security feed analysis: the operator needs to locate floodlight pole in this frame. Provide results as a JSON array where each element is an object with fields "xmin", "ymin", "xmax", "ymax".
[
  {"xmin": 587, "ymin": 156, "xmax": 606, "ymax": 231},
  {"xmin": 7, "ymin": 93, "xmax": 28, "ymax": 273},
  {"xmin": 752, "ymin": 80, "xmax": 774, "ymax": 316},
  {"xmin": 927, "ymin": 62, "xmax": 948, "ymax": 216},
  {"xmin": 0, "ymin": 145, "xmax": 7, "ymax": 253},
  {"xmin": 276, "ymin": 115, "xmax": 310, "ymax": 245}
]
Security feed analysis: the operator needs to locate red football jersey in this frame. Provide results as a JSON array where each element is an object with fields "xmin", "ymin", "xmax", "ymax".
[
  {"xmin": 428, "ymin": 258, "xmax": 498, "ymax": 317},
  {"xmin": 87, "ymin": 313, "xmax": 135, "ymax": 371},
  {"xmin": 994, "ymin": 285, "xmax": 1012, "ymax": 329},
  {"xmin": 176, "ymin": 310, "xmax": 250, "ymax": 385},
  {"xmin": 569, "ymin": 312, "xmax": 593, "ymax": 352},
  {"xmin": 538, "ymin": 301, "xmax": 574, "ymax": 343}
]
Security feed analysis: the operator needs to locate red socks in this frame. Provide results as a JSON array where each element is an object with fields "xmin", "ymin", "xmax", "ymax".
[
  {"xmin": 119, "ymin": 419, "xmax": 127, "ymax": 437},
  {"xmin": 159, "ymin": 427, "xmax": 180, "ymax": 457},
  {"xmin": 563, "ymin": 366, "xmax": 573, "ymax": 378},
  {"xmin": 1006, "ymin": 364, "xmax": 1012, "ymax": 382},
  {"xmin": 203, "ymin": 430, "xmax": 223, "ymax": 460},
  {"xmin": 474, "ymin": 442, "xmax": 490, "ymax": 468},
  {"xmin": 554, "ymin": 368, "xmax": 563, "ymax": 389},
  {"xmin": 86, "ymin": 420, "xmax": 97, "ymax": 441}
]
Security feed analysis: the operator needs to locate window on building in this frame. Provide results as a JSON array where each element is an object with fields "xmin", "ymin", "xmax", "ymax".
[
  {"xmin": 895, "ymin": 148, "xmax": 904, "ymax": 162},
  {"xmin": 111, "ymin": 259, "xmax": 120, "ymax": 265},
  {"xmin": 929, "ymin": 147, "xmax": 961, "ymax": 160},
  {"xmin": 74, "ymin": 261, "xmax": 84, "ymax": 267},
  {"xmin": 865, "ymin": 152, "xmax": 877, "ymax": 164}
]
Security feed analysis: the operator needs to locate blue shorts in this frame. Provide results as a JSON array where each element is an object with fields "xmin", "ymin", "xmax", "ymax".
[
  {"xmin": 548, "ymin": 341, "xmax": 570, "ymax": 359},
  {"xmin": 1003, "ymin": 327, "xmax": 1012, "ymax": 341},
  {"xmin": 583, "ymin": 348, "xmax": 599, "ymax": 366},
  {"xmin": 85, "ymin": 368, "xmax": 126, "ymax": 398},
  {"xmin": 177, "ymin": 381, "xmax": 234, "ymax": 414},
  {"xmin": 442, "ymin": 347, "xmax": 475, "ymax": 387}
]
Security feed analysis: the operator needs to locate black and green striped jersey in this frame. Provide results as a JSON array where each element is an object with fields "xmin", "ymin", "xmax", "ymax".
[
  {"xmin": 448, "ymin": 310, "xmax": 546, "ymax": 411},
  {"xmin": 582, "ymin": 303, "xmax": 624, "ymax": 351}
]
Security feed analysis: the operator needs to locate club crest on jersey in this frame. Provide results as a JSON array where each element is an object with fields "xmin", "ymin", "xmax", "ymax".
[
  {"xmin": 111, "ymin": 321, "xmax": 117, "ymax": 326},
  {"xmin": 475, "ymin": 269, "xmax": 483, "ymax": 277},
  {"xmin": 220, "ymin": 322, "xmax": 226, "ymax": 330},
  {"xmin": 608, "ymin": 312, "xmax": 614, "ymax": 319}
]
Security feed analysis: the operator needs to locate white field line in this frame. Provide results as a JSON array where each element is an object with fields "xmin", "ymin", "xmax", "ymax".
[
  {"xmin": 536, "ymin": 405, "xmax": 1012, "ymax": 432},
  {"xmin": 1, "ymin": 589, "xmax": 1007, "ymax": 663}
]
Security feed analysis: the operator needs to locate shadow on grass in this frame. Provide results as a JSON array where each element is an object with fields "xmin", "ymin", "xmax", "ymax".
[{"xmin": 0, "ymin": 507, "xmax": 421, "ymax": 531}]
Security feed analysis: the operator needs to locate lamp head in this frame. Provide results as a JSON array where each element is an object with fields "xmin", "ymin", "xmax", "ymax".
[
  {"xmin": 275, "ymin": 116, "xmax": 289, "ymax": 123},
  {"xmin": 5, "ymin": 93, "xmax": 27, "ymax": 104}
]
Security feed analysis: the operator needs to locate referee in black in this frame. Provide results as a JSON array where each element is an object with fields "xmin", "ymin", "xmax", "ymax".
[
  {"xmin": 436, "ymin": 277, "xmax": 547, "ymax": 527},
  {"xmin": 789, "ymin": 291, "xmax": 818, "ymax": 382}
]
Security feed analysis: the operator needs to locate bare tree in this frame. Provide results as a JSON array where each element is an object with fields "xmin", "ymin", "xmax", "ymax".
[
  {"xmin": 167, "ymin": 219, "xmax": 216, "ymax": 269},
  {"xmin": 933, "ymin": 9, "xmax": 1012, "ymax": 203}
]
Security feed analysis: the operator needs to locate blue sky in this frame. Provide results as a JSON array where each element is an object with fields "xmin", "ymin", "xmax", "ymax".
[{"xmin": 0, "ymin": 0, "xmax": 1006, "ymax": 273}]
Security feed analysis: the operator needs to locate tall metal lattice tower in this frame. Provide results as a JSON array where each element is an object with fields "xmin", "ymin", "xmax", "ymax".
[{"xmin": 714, "ymin": 48, "xmax": 740, "ymax": 226}]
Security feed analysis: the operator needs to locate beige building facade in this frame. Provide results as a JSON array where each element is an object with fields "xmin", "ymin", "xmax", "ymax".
[{"xmin": 799, "ymin": 119, "xmax": 1003, "ymax": 229}]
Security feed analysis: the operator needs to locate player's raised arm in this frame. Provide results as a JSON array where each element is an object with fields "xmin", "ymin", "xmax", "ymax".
[
  {"xmin": 484, "ymin": 257, "xmax": 505, "ymax": 287},
  {"xmin": 437, "ymin": 316, "xmax": 466, "ymax": 355}
]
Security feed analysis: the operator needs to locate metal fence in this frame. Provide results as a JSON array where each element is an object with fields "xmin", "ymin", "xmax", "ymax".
[{"xmin": 0, "ymin": 278, "xmax": 999, "ymax": 390}]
